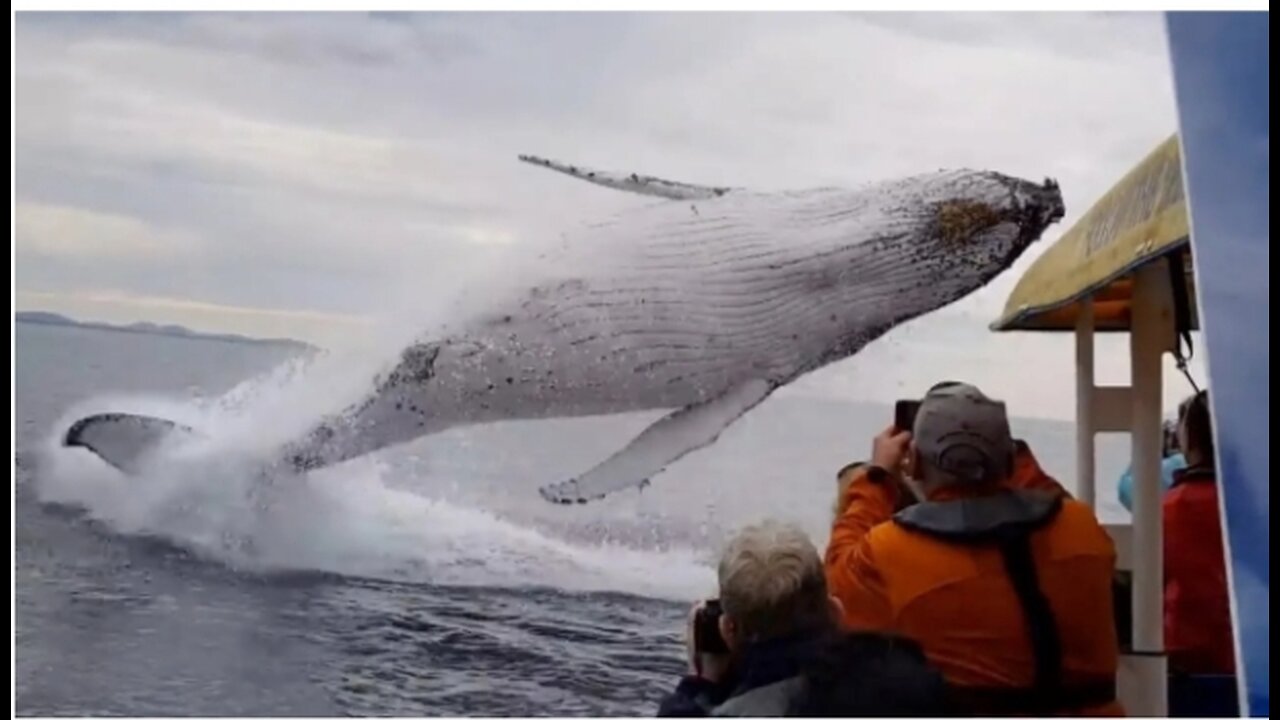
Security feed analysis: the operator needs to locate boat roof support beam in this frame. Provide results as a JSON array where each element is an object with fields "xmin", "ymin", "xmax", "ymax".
[{"xmin": 1078, "ymin": 261, "xmax": 1176, "ymax": 717}]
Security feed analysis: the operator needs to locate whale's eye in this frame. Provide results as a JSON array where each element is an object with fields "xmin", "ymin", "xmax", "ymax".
[{"xmin": 935, "ymin": 200, "xmax": 1002, "ymax": 245}]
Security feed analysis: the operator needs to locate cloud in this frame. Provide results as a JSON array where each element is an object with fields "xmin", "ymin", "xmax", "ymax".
[
  {"xmin": 156, "ymin": 12, "xmax": 480, "ymax": 68},
  {"xmin": 15, "ymin": 201, "xmax": 200, "ymax": 259},
  {"xmin": 14, "ymin": 12, "xmax": 1183, "ymax": 418}
]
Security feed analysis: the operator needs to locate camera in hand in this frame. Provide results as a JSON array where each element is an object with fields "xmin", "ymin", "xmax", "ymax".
[
  {"xmin": 894, "ymin": 400, "xmax": 921, "ymax": 433},
  {"xmin": 694, "ymin": 600, "xmax": 729, "ymax": 655}
]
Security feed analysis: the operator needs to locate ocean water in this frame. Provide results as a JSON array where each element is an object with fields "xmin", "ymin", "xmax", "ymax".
[{"xmin": 13, "ymin": 322, "xmax": 1131, "ymax": 716}]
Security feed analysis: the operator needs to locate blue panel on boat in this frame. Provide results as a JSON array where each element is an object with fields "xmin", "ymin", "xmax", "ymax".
[{"xmin": 1165, "ymin": 12, "xmax": 1269, "ymax": 717}]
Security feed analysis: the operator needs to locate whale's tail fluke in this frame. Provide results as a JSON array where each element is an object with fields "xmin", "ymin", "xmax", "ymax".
[{"xmin": 63, "ymin": 412, "xmax": 202, "ymax": 474}]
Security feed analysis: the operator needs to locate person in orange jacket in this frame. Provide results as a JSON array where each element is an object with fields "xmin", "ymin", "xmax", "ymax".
[
  {"xmin": 1164, "ymin": 390, "xmax": 1235, "ymax": 677},
  {"xmin": 825, "ymin": 382, "xmax": 1123, "ymax": 716}
]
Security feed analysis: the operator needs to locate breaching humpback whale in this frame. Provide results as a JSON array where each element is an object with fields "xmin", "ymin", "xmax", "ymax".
[{"xmin": 64, "ymin": 155, "xmax": 1065, "ymax": 504}]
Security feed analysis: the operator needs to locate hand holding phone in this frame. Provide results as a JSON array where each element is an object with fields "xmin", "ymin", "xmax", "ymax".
[{"xmin": 873, "ymin": 415, "xmax": 914, "ymax": 477}]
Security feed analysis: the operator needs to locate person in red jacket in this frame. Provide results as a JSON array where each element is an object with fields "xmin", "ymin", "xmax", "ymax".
[{"xmin": 1164, "ymin": 390, "xmax": 1236, "ymax": 675}]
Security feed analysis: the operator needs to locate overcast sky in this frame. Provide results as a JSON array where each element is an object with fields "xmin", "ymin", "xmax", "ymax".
[{"xmin": 14, "ymin": 12, "xmax": 1204, "ymax": 420}]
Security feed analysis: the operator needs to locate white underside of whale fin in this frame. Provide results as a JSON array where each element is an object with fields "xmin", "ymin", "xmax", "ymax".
[
  {"xmin": 538, "ymin": 378, "xmax": 777, "ymax": 504},
  {"xmin": 63, "ymin": 412, "xmax": 202, "ymax": 474},
  {"xmin": 518, "ymin": 154, "xmax": 736, "ymax": 201}
]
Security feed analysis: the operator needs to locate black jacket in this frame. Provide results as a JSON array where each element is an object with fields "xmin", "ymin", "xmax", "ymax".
[
  {"xmin": 658, "ymin": 631, "xmax": 949, "ymax": 717},
  {"xmin": 657, "ymin": 633, "xmax": 822, "ymax": 717}
]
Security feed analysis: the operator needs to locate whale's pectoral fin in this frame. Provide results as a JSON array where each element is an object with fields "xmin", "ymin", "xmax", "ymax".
[
  {"xmin": 518, "ymin": 154, "xmax": 736, "ymax": 201},
  {"xmin": 538, "ymin": 378, "xmax": 777, "ymax": 504},
  {"xmin": 64, "ymin": 412, "xmax": 202, "ymax": 474}
]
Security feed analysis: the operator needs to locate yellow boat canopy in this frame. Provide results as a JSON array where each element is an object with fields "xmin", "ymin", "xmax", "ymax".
[{"xmin": 991, "ymin": 134, "xmax": 1197, "ymax": 332}]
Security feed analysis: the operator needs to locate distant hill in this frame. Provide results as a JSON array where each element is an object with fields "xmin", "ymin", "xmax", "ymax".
[{"xmin": 15, "ymin": 311, "xmax": 313, "ymax": 351}]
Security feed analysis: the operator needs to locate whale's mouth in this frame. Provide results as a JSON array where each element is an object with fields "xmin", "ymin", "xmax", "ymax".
[
  {"xmin": 1009, "ymin": 176, "xmax": 1066, "ymax": 232},
  {"xmin": 932, "ymin": 184, "xmax": 1064, "ymax": 292},
  {"xmin": 972, "ymin": 176, "xmax": 1067, "ymax": 271}
]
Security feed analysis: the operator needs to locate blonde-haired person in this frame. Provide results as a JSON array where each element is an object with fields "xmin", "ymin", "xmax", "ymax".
[{"xmin": 658, "ymin": 520, "xmax": 947, "ymax": 717}]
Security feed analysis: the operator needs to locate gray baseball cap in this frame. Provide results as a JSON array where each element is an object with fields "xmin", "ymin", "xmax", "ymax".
[{"xmin": 913, "ymin": 382, "xmax": 1015, "ymax": 484}]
